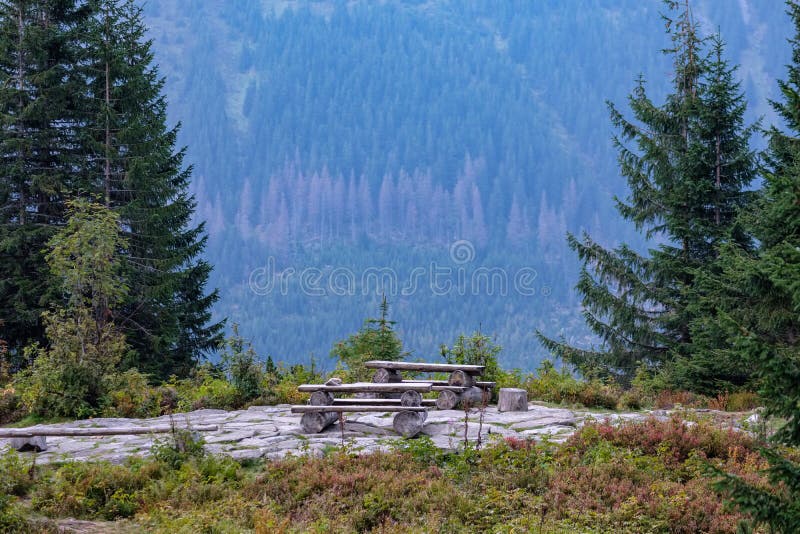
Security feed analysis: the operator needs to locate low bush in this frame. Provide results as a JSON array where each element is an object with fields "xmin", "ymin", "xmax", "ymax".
[
  {"xmin": 101, "ymin": 369, "xmax": 164, "ymax": 418},
  {"xmin": 259, "ymin": 361, "xmax": 322, "ymax": 405},
  {"xmin": 523, "ymin": 359, "xmax": 622, "ymax": 409},
  {"xmin": 0, "ymin": 449, "xmax": 35, "ymax": 496},
  {"xmin": 0, "ymin": 386, "xmax": 25, "ymax": 425}
]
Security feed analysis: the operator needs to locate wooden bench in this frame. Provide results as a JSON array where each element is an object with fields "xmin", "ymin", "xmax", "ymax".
[
  {"xmin": 297, "ymin": 382, "xmax": 433, "ymax": 393},
  {"xmin": 291, "ymin": 361, "xmax": 495, "ymax": 437},
  {"xmin": 291, "ymin": 382, "xmax": 432, "ymax": 437},
  {"xmin": 365, "ymin": 360, "xmax": 493, "ymax": 410}
]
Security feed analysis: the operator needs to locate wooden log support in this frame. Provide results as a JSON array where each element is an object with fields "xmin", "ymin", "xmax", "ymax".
[
  {"xmin": 448, "ymin": 370, "xmax": 474, "ymax": 387},
  {"xmin": 364, "ymin": 360, "xmax": 485, "ymax": 374},
  {"xmin": 436, "ymin": 389, "xmax": 459, "ymax": 410},
  {"xmin": 372, "ymin": 367, "xmax": 402, "ymax": 383},
  {"xmin": 309, "ymin": 391, "xmax": 335, "ymax": 406},
  {"xmin": 297, "ymin": 382, "xmax": 432, "ymax": 393},
  {"xmin": 497, "ymin": 388, "xmax": 528, "ymax": 412},
  {"xmin": 393, "ymin": 410, "xmax": 428, "ymax": 438},
  {"xmin": 331, "ymin": 398, "xmax": 436, "ymax": 406},
  {"xmin": 400, "ymin": 390, "xmax": 423, "ymax": 407},
  {"xmin": 459, "ymin": 386, "xmax": 487, "ymax": 409},
  {"xmin": 435, "ymin": 386, "xmax": 488, "ymax": 410},
  {"xmin": 300, "ymin": 412, "xmax": 338, "ymax": 433},
  {"xmin": 292, "ymin": 405, "xmax": 428, "ymax": 413}
]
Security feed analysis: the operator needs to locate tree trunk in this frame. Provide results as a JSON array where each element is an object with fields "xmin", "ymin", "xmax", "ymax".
[
  {"xmin": 300, "ymin": 411, "xmax": 338, "ymax": 434},
  {"xmin": 298, "ymin": 383, "xmax": 431, "ymax": 393},
  {"xmin": 16, "ymin": 5, "xmax": 25, "ymax": 225},
  {"xmin": 436, "ymin": 387, "xmax": 486, "ymax": 410},
  {"xmin": 497, "ymin": 388, "xmax": 528, "ymax": 412},
  {"xmin": 104, "ymin": 11, "xmax": 111, "ymax": 207},
  {"xmin": 332, "ymin": 398, "xmax": 436, "ymax": 406},
  {"xmin": 393, "ymin": 410, "xmax": 427, "ymax": 438},
  {"xmin": 364, "ymin": 361, "xmax": 484, "ymax": 373}
]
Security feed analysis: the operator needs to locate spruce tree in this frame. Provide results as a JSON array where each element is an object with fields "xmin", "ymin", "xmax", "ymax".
[
  {"xmin": 79, "ymin": 0, "xmax": 223, "ymax": 377},
  {"xmin": 537, "ymin": 1, "xmax": 756, "ymax": 385},
  {"xmin": 0, "ymin": 0, "xmax": 223, "ymax": 377},
  {"xmin": 330, "ymin": 297, "xmax": 406, "ymax": 382},
  {"xmin": 712, "ymin": 6, "xmax": 800, "ymax": 525},
  {"xmin": 0, "ymin": 0, "xmax": 90, "ymax": 359}
]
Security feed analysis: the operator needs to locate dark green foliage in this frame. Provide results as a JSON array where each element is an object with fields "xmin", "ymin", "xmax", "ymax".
[
  {"xmin": 538, "ymin": 2, "xmax": 757, "ymax": 387},
  {"xmin": 710, "ymin": 2, "xmax": 800, "ymax": 530},
  {"xmin": 0, "ymin": 0, "xmax": 222, "ymax": 377},
  {"xmin": 220, "ymin": 324, "xmax": 264, "ymax": 402},
  {"xmin": 15, "ymin": 200, "xmax": 130, "ymax": 418},
  {"xmin": 440, "ymin": 330, "xmax": 502, "ymax": 386},
  {"xmin": 0, "ymin": 0, "xmax": 91, "ymax": 359},
  {"xmin": 79, "ymin": 0, "xmax": 222, "ymax": 377}
]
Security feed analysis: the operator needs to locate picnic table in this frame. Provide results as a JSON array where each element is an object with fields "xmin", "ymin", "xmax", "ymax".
[{"xmin": 290, "ymin": 360, "xmax": 496, "ymax": 438}]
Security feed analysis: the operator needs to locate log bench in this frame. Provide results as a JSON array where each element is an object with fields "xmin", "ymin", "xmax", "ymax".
[
  {"xmin": 297, "ymin": 382, "xmax": 433, "ymax": 393},
  {"xmin": 365, "ymin": 360, "xmax": 493, "ymax": 410},
  {"xmin": 292, "ymin": 381, "xmax": 433, "ymax": 437}
]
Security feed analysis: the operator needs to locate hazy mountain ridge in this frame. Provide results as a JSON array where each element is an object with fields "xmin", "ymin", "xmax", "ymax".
[{"xmin": 140, "ymin": 0, "xmax": 791, "ymax": 368}]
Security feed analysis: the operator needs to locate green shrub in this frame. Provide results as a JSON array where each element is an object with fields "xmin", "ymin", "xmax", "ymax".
[
  {"xmin": 330, "ymin": 297, "xmax": 406, "ymax": 382},
  {"xmin": 0, "ymin": 494, "xmax": 27, "ymax": 533},
  {"xmin": 0, "ymin": 386, "xmax": 25, "ymax": 425},
  {"xmin": 32, "ymin": 460, "xmax": 148, "ymax": 520},
  {"xmin": 220, "ymin": 324, "xmax": 265, "ymax": 402},
  {"xmin": 169, "ymin": 366, "xmax": 240, "ymax": 411},
  {"xmin": 440, "ymin": 330, "xmax": 502, "ymax": 390},
  {"xmin": 14, "ymin": 347, "xmax": 103, "ymax": 418},
  {"xmin": 524, "ymin": 359, "xmax": 622, "ymax": 409},
  {"xmin": 0, "ymin": 449, "xmax": 34, "ymax": 496},
  {"xmin": 151, "ymin": 428, "xmax": 207, "ymax": 469},
  {"xmin": 618, "ymin": 388, "xmax": 646, "ymax": 410},
  {"xmin": 101, "ymin": 369, "xmax": 163, "ymax": 418},
  {"xmin": 259, "ymin": 360, "xmax": 322, "ymax": 405}
]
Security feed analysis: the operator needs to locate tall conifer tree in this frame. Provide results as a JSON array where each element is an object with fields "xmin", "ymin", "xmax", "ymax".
[
  {"xmin": 713, "ymin": 5, "xmax": 800, "ymax": 527},
  {"xmin": 0, "ymin": 0, "xmax": 223, "ymax": 377},
  {"xmin": 537, "ymin": 1, "xmax": 756, "ymax": 385},
  {"xmin": 80, "ymin": 0, "xmax": 223, "ymax": 377},
  {"xmin": 0, "ymin": 0, "xmax": 90, "ymax": 358}
]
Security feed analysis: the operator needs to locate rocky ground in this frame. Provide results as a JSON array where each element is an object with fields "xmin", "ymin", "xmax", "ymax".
[{"xmin": 0, "ymin": 402, "xmax": 754, "ymax": 464}]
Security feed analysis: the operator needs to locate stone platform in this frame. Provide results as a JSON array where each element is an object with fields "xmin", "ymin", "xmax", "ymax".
[{"xmin": 0, "ymin": 403, "xmax": 661, "ymax": 464}]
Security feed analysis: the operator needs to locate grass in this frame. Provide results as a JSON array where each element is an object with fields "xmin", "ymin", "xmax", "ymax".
[{"xmin": 0, "ymin": 416, "xmax": 790, "ymax": 533}]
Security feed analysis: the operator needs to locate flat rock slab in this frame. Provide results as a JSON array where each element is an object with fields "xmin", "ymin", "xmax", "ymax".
[{"xmin": 0, "ymin": 404, "xmax": 680, "ymax": 464}]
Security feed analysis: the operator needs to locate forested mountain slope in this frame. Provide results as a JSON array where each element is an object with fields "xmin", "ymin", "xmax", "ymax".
[{"xmin": 140, "ymin": 0, "xmax": 791, "ymax": 369}]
